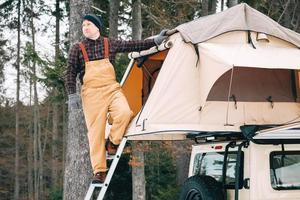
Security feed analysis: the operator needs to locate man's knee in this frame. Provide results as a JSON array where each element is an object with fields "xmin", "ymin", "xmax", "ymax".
[{"xmin": 120, "ymin": 109, "xmax": 133, "ymax": 121}]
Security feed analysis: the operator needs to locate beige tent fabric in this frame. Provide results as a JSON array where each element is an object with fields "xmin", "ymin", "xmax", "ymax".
[
  {"xmin": 198, "ymin": 43, "xmax": 300, "ymax": 68},
  {"xmin": 197, "ymin": 38, "xmax": 300, "ymax": 107},
  {"xmin": 176, "ymin": 3, "xmax": 300, "ymax": 48},
  {"xmin": 125, "ymin": 32, "xmax": 300, "ymax": 138},
  {"xmin": 126, "ymin": 33, "xmax": 202, "ymax": 135},
  {"xmin": 123, "ymin": 5, "xmax": 300, "ymax": 139}
]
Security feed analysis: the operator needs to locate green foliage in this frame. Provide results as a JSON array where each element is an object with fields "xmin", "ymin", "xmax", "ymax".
[
  {"xmin": 105, "ymin": 153, "xmax": 132, "ymax": 200},
  {"xmin": 152, "ymin": 184, "xmax": 180, "ymax": 200},
  {"xmin": 0, "ymin": 36, "xmax": 9, "ymax": 104},
  {"xmin": 49, "ymin": 187, "xmax": 63, "ymax": 200},
  {"xmin": 114, "ymin": 53, "xmax": 130, "ymax": 82},
  {"xmin": 145, "ymin": 141, "xmax": 180, "ymax": 200},
  {"xmin": 23, "ymin": 42, "xmax": 47, "ymax": 68},
  {"xmin": 40, "ymin": 55, "xmax": 67, "ymax": 102},
  {"xmin": 0, "ymin": 0, "xmax": 15, "ymax": 104},
  {"xmin": 0, "ymin": 0, "xmax": 15, "ymax": 19}
]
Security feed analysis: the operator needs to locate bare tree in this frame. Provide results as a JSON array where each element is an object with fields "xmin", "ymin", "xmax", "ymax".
[
  {"xmin": 28, "ymin": 0, "xmax": 41, "ymax": 198},
  {"xmin": 109, "ymin": 0, "xmax": 120, "ymax": 38},
  {"xmin": 210, "ymin": 0, "xmax": 217, "ymax": 14},
  {"xmin": 27, "ymin": 128, "xmax": 34, "ymax": 199},
  {"xmin": 131, "ymin": 1, "xmax": 146, "ymax": 199},
  {"xmin": 27, "ymin": 66, "xmax": 34, "ymax": 200},
  {"xmin": 221, "ymin": 0, "xmax": 225, "ymax": 11},
  {"xmin": 132, "ymin": 0, "xmax": 142, "ymax": 40},
  {"xmin": 63, "ymin": 0, "xmax": 92, "ymax": 199},
  {"xmin": 51, "ymin": 0, "xmax": 61, "ymax": 189},
  {"xmin": 14, "ymin": 0, "xmax": 21, "ymax": 199}
]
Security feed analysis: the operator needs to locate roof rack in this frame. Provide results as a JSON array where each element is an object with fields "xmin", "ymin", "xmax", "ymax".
[{"xmin": 186, "ymin": 131, "xmax": 243, "ymax": 143}]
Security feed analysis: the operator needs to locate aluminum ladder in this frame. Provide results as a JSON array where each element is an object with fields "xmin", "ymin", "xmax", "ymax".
[{"xmin": 84, "ymin": 137, "xmax": 128, "ymax": 200}]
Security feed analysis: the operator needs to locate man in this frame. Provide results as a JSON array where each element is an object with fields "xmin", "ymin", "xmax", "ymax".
[{"xmin": 65, "ymin": 14, "xmax": 167, "ymax": 183}]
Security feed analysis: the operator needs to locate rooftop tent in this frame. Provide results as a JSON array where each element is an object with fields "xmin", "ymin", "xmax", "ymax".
[{"xmin": 118, "ymin": 3, "xmax": 300, "ymax": 140}]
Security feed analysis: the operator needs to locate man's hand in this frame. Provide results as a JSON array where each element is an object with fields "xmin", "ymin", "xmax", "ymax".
[
  {"xmin": 68, "ymin": 93, "xmax": 81, "ymax": 111},
  {"xmin": 154, "ymin": 29, "xmax": 168, "ymax": 46}
]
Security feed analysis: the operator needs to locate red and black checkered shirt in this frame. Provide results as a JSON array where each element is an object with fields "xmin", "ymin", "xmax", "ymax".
[{"xmin": 65, "ymin": 36, "xmax": 156, "ymax": 94}]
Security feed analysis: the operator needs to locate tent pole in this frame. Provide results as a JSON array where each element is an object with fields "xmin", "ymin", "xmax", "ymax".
[{"xmin": 225, "ymin": 66, "xmax": 235, "ymax": 125}]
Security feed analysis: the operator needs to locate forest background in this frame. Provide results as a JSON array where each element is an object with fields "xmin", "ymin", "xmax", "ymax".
[{"xmin": 1, "ymin": 0, "xmax": 300, "ymax": 200}]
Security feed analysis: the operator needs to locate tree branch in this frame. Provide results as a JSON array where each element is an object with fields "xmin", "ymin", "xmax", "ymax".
[
  {"xmin": 277, "ymin": 0, "xmax": 291, "ymax": 23},
  {"xmin": 141, "ymin": 3, "xmax": 164, "ymax": 27}
]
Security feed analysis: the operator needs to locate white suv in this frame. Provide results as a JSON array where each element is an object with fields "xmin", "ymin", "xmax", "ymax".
[{"xmin": 180, "ymin": 125, "xmax": 300, "ymax": 200}]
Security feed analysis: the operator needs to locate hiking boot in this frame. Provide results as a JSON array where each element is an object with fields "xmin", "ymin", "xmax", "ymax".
[
  {"xmin": 92, "ymin": 172, "xmax": 107, "ymax": 184},
  {"xmin": 105, "ymin": 140, "xmax": 119, "ymax": 155}
]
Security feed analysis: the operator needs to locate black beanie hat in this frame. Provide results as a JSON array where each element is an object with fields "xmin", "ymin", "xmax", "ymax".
[{"xmin": 83, "ymin": 14, "xmax": 103, "ymax": 31}]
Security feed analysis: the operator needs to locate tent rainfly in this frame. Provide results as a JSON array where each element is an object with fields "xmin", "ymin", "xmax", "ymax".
[{"xmin": 115, "ymin": 3, "xmax": 300, "ymax": 140}]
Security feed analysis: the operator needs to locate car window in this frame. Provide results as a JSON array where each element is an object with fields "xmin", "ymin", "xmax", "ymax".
[
  {"xmin": 193, "ymin": 151, "xmax": 243, "ymax": 188},
  {"xmin": 270, "ymin": 151, "xmax": 300, "ymax": 190}
]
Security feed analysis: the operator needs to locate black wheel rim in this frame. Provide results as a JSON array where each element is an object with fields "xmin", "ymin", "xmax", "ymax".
[{"xmin": 185, "ymin": 189, "xmax": 202, "ymax": 200}]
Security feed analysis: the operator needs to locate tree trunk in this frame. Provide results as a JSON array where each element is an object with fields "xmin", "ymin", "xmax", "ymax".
[
  {"xmin": 52, "ymin": 0, "xmax": 60, "ymax": 188},
  {"xmin": 27, "ymin": 143, "xmax": 34, "ymax": 199},
  {"xmin": 109, "ymin": 0, "xmax": 120, "ymax": 38},
  {"xmin": 28, "ymin": 77, "xmax": 34, "ymax": 199},
  {"xmin": 221, "ymin": 0, "xmax": 224, "ymax": 11},
  {"xmin": 201, "ymin": 0, "xmax": 209, "ymax": 16},
  {"xmin": 69, "ymin": 1, "xmax": 91, "ymax": 43},
  {"xmin": 29, "ymin": 0, "xmax": 40, "ymax": 199},
  {"xmin": 131, "ymin": 142, "xmax": 146, "ymax": 200},
  {"xmin": 173, "ymin": 141, "xmax": 191, "ymax": 185},
  {"xmin": 227, "ymin": 0, "xmax": 238, "ymax": 8},
  {"xmin": 52, "ymin": 96, "xmax": 59, "ymax": 186},
  {"xmin": 62, "ymin": 99, "xmax": 67, "ymax": 187},
  {"xmin": 38, "ymin": 113, "xmax": 43, "ymax": 198},
  {"xmin": 14, "ymin": 0, "xmax": 21, "ymax": 199},
  {"xmin": 132, "ymin": 0, "xmax": 142, "ymax": 40},
  {"xmin": 63, "ymin": 1, "xmax": 92, "ymax": 199},
  {"xmin": 131, "ymin": 1, "xmax": 146, "ymax": 199},
  {"xmin": 64, "ymin": 109, "xmax": 91, "ymax": 200},
  {"xmin": 210, "ymin": 0, "xmax": 217, "ymax": 14},
  {"xmin": 28, "ymin": 0, "xmax": 45, "ymax": 197}
]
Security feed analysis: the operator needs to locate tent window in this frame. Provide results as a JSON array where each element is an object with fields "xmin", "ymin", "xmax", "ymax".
[
  {"xmin": 140, "ymin": 59, "xmax": 165, "ymax": 104},
  {"xmin": 207, "ymin": 67, "xmax": 297, "ymax": 102}
]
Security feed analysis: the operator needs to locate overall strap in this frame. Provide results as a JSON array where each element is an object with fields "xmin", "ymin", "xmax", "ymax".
[
  {"xmin": 79, "ymin": 42, "xmax": 89, "ymax": 62},
  {"xmin": 103, "ymin": 37, "xmax": 109, "ymax": 59}
]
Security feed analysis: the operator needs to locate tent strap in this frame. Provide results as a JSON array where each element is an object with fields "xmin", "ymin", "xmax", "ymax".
[
  {"xmin": 193, "ymin": 44, "xmax": 200, "ymax": 67},
  {"xmin": 248, "ymin": 30, "xmax": 256, "ymax": 49}
]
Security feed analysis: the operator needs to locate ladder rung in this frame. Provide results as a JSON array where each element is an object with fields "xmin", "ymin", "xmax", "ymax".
[
  {"xmin": 84, "ymin": 183, "xmax": 103, "ymax": 200},
  {"xmin": 106, "ymin": 154, "xmax": 115, "ymax": 160},
  {"xmin": 84, "ymin": 138, "xmax": 128, "ymax": 200},
  {"xmin": 91, "ymin": 183, "xmax": 103, "ymax": 187}
]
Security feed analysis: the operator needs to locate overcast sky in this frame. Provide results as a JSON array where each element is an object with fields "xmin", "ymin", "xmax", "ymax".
[{"xmin": 3, "ymin": 0, "xmax": 68, "ymax": 104}]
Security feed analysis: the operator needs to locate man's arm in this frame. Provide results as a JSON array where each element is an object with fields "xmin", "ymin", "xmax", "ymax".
[
  {"xmin": 65, "ymin": 43, "xmax": 80, "ymax": 95},
  {"xmin": 65, "ymin": 43, "xmax": 82, "ymax": 111},
  {"xmin": 112, "ymin": 30, "xmax": 168, "ymax": 53},
  {"xmin": 112, "ymin": 38, "xmax": 156, "ymax": 53}
]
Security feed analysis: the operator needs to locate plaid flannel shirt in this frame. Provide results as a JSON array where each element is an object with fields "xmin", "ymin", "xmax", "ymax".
[{"xmin": 65, "ymin": 36, "xmax": 156, "ymax": 94}]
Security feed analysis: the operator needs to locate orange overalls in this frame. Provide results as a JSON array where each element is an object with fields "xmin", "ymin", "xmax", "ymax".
[{"xmin": 79, "ymin": 38, "xmax": 133, "ymax": 174}]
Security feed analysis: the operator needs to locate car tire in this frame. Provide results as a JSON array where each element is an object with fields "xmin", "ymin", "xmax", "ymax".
[{"xmin": 179, "ymin": 175, "xmax": 225, "ymax": 200}]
